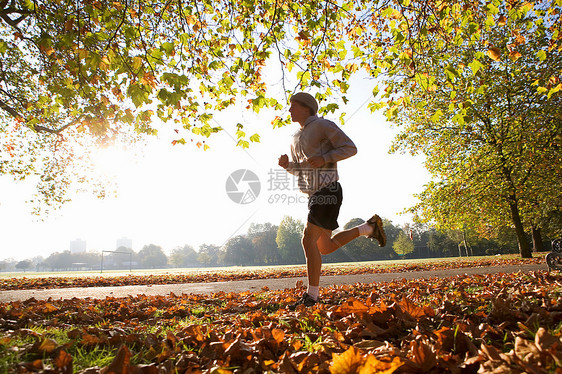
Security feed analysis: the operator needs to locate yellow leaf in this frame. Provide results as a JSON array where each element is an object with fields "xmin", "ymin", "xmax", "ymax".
[
  {"xmin": 132, "ymin": 56, "xmax": 143, "ymax": 70},
  {"xmin": 487, "ymin": 47, "xmax": 501, "ymax": 61},
  {"xmin": 330, "ymin": 346, "xmax": 365, "ymax": 374}
]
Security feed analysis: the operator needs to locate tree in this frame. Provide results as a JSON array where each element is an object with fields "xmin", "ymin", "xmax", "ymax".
[
  {"xmin": 393, "ymin": 231, "xmax": 414, "ymax": 258},
  {"xmin": 380, "ymin": 0, "xmax": 561, "ymax": 258},
  {"xmin": 426, "ymin": 229, "xmax": 458, "ymax": 258},
  {"xmin": 137, "ymin": 244, "xmax": 167, "ymax": 269},
  {"xmin": 15, "ymin": 259, "xmax": 32, "ymax": 272},
  {"xmin": 248, "ymin": 223, "xmax": 280, "ymax": 265},
  {"xmin": 2, "ymin": 0, "xmax": 556, "ymax": 213},
  {"xmin": 198, "ymin": 244, "xmax": 220, "ymax": 267},
  {"xmin": 169, "ymin": 245, "xmax": 199, "ymax": 268},
  {"xmin": 221, "ymin": 235, "xmax": 255, "ymax": 266},
  {"xmin": 276, "ymin": 216, "xmax": 305, "ymax": 264},
  {"xmin": 0, "ymin": 0, "xmax": 327, "ymax": 209},
  {"xmin": 44, "ymin": 250, "xmax": 74, "ymax": 271}
]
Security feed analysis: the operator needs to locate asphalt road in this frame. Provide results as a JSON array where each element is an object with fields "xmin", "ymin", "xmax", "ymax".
[{"xmin": 0, "ymin": 263, "xmax": 547, "ymax": 303}]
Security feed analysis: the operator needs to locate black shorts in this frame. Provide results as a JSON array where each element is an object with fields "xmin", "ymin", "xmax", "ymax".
[{"xmin": 307, "ymin": 182, "xmax": 343, "ymax": 231}]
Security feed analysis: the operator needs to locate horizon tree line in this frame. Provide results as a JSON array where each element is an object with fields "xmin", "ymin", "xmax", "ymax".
[{"xmin": 2, "ymin": 215, "xmax": 557, "ymax": 272}]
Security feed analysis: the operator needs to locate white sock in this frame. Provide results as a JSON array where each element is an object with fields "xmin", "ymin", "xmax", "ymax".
[
  {"xmin": 307, "ymin": 285, "xmax": 319, "ymax": 300},
  {"xmin": 357, "ymin": 222, "xmax": 374, "ymax": 237}
]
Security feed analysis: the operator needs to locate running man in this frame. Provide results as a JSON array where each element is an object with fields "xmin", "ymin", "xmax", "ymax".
[{"xmin": 278, "ymin": 92, "xmax": 386, "ymax": 309}]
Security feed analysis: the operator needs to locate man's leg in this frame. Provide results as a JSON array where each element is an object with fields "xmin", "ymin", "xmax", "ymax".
[
  {"xmin": 302, "ymin": 222, "xmax": 327, "ymax": 289},
  {"xmin": 301, "ymin": 222, "xmax": 371, "ymax": 297},
  {"xmin": 315, "ymin": 226, "xmax": 363, "ymax": 255},
  {"xmin": 302, "ymin": 221, "xmax": 374, "ymax": 282}
]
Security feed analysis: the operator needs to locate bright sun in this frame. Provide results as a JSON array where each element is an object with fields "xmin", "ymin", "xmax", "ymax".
[{"xmin": 89, "ymin": 145, "xmax": 133, "ymax": 178}]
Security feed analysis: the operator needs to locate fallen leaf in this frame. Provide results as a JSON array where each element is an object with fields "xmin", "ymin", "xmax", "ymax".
[
  {"xmin": 330, "ymin": 346, "xmax": 364, "ymax": 374},
  {"xmin": 359, "ymin": 355, "xmax": 404, "ymax": 374}
]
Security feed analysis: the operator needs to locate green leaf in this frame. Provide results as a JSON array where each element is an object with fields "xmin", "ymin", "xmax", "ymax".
[
  {"xmin": 468, "ymin": 60, "xmax": 484, "ymax": 75},
  {"xmin": 249, "ymin": 133, "xmax": 260, "ymax": 143},
  {"xmin": 430, "ymin": 110, "xmax": 443, "ymax": 123},
  {"xmin": 160, "ymin": 42, "xmax": 174, "ymax": 56}
]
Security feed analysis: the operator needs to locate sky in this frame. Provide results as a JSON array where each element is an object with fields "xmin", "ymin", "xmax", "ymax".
[{"xmin": 0, "ymin": 81, "xmax": 431, "ymax": 261}]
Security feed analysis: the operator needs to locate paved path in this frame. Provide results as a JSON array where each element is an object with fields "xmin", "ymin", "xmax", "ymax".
[{"xmin": 0, "ymin": 263, "xmax": 547, "ymax": 303}]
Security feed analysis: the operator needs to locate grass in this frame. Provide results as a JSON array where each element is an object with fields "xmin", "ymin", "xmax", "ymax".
[{"xmin": 0, "ymin": 253, "xmax": 532, "ymax": 280}]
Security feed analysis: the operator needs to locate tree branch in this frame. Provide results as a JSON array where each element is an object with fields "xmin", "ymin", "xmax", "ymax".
[
  {"xmin": 0, "ymin": 0, "xmax": 32, "ymax": 28},
  {"xmin": 0, "ymin": 97, "xmax": 20, "ymax": 118}
]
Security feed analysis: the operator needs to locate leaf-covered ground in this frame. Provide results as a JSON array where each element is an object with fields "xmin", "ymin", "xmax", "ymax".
[
  {"xmin": 1, "ymin": 257, "xmax": 561, "ymax": 373},
  {"xmin": 0, "ymin": 256, "xmax": 546, "ymax": 291}
]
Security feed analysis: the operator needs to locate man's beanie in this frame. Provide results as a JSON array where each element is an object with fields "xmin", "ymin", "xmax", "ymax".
[{"xmin": 290, "ymin": 92, "xmax": 318, "ymax": 115}]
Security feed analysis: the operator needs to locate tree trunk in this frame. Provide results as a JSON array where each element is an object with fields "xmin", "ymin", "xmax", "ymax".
[
  {"xmin": 531, "ymin": 225, "xmax": 544, "ymax": 252},
  {"xmin": 462, "ymin": 231, "xmax": 473, "ymax": 256},
  {"xmin": 508, "ymin": 199, "xmax": 532, "ymax": 258}
]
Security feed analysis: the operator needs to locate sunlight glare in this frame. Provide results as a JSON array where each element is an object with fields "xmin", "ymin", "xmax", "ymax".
[{"xmin": 90, "ymin": 144, "xmax": 134, "ymax": 179}]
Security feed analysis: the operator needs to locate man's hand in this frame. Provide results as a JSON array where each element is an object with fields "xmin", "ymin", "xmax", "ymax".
[
  {"xmin": 306, "ymin": 156, "xmax": 325, "ymax": 168},
  {"xmin": 278, "ymin": 154, "xmax": 289, "ymax": 169}
]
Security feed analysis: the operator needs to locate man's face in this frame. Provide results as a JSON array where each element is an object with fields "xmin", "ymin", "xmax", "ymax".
[{"xmin": 289, "ymin": 100, "xmax": 311, "ymax": 124}]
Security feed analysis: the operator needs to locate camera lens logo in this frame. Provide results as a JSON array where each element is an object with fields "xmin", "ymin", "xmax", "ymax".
[{"xmin": 226, "ymin": 169, "xmax": 261, "ymax": 204}]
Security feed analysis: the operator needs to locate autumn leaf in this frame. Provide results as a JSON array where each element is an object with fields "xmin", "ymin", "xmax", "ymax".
[
  {"xmin": 409, "ymin": 339, "xmax": 438, "ymax": 372},
  {"xmin": 336, "ymin": 298, "xmax": 369, "ymax": 315},
  {"xmin": 101, "ymin": 345, "xmax": 131, "ymax": 374},
  {"xmin": 1, "ymin": 260, "xmax": 559, "ymax": 373},
  {"xmin": 330, "ymin": 346, "xmax": 365, "ymax": 374},
  {"xmin": 487, "ymin": 47, "xmax": 501, "ymax": 61},
  {"xmin": 509, "ymin": 51, "xmax": 522, "ymax": 61},
  {"xmin": 37, "ymin": 338, "xmax": 59, "ymax": 354},
  {"xmin": 54, "ymin": 349, "xmax": 73, "ymax": 373},
  {"xmin": 396, "ymin": 297, "xmax": 429, "ymax": 320},
  {"xmin": 359, "ymin": 355, "xmax": 404, "ymax": 374}
]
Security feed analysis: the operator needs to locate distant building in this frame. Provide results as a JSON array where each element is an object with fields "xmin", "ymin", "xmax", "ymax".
[
  {"xmin": 116, "ymin": 237, "xmax": 133, "ymax": 251},
  {"xmin": 70, "ymin": 238, "xmax": 87, "ymax": 254}
]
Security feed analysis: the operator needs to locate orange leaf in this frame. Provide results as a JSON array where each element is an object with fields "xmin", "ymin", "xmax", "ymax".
[
  {"xmin": 272, "ymin": 328, "xmax": 285, "ymax": 343},
  {"xmin": 337, "ymin": 298, "xmax": 369, "ymax": 314},
  {"xmin": 359, "ymin": 355, "xmax": 404, "ymax": 374},
  {"xmin": 81, "ymin": 333, "xmax": 102, "ymax": 346},
  {"xmin": 330, "ymin": 346, "xmax": 365, "ymax": 374},
  {"xmin": 54, "ymin": 349, "xmax": 73, "ymax": 371},
  {"xmin": 43, "ymin": 303, "xmax": 58, "ymax": 313},
  {"xmin": 409, "ymin": 340, "xmax": 437, "ymax": 372},
  {"xmin": 487, "ymin": 47, "xmax": 501, "ymax": 61},
  {"xmin": 498, "ymin": 15, "xmax": 507, "ymax": 26},
  {"xmin": 38, "ymin": 338, "xmax": 58, "ymax": 354},
  {"xmin": 397, "ymin": 298, "xmax": 427, "ymax": 320},
  {"xmin": 509, "ymin": 51, "xmax": 522, "ymax": 61}
]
